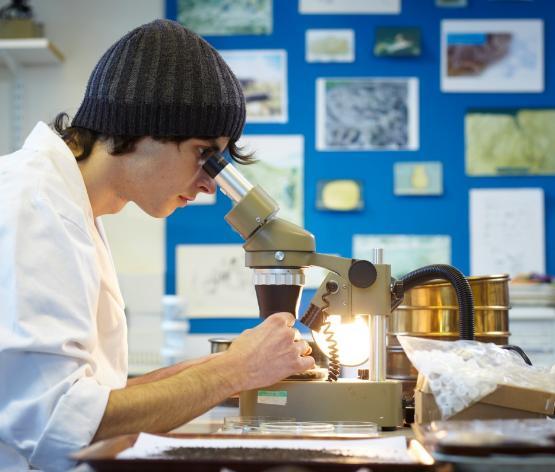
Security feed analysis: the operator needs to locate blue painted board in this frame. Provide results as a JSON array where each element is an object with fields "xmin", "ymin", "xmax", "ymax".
[{"xmin": 165, "ymin": 0, "xmax": 555, "ymax": 333}]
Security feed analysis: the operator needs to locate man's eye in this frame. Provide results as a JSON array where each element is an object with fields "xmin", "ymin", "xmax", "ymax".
[{"xmin": 198, "ymin": 148, "xmax": 211, "ymax": 163}]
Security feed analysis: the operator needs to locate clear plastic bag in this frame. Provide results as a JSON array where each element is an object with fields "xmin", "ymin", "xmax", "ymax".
[{"xmin": 398, "ymin": 336, "xmax": 555, "ymax": 418}]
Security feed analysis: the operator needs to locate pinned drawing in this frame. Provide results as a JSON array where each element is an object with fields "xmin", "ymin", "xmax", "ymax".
[
  {"xmin": 316, "ymin": 77, "xmax": 419, "ymax": 151},
  {"xmin": 176, "ymin": 244, "xmax": 259, "ymax": 317},
  {"xmin": 177, "ymin": 0, "xmax": 273, "ymax": 36},
  {"xmin": 220, "ymin": 50, "xmax": 287, "ymax": 123},
  {"xmin": 306, "ymin": 29, "xmax": 355, "ymax": 62},
  {"xmin": 316, "ymin": 179, "xmax": 364, "ymax": 211},
  {"xmin": 465, "ymin": 109, "xmax": 555, "ymax": 175},
  {"xmin": 394, "ymin": 162, "xmax": 443, "ymax": 195},
  {"xmin": 237, "ymin": 135, "xmax": 304, "ymax": 226},
  {"xmin": 374, "ymin": 27, "xmax": 421, "ymax": 57},
  {"xmin": 299, "ymin": 0, "xmax": 401, "ymax": 14},
  {"xmin": 441, "ymin": 19, "xmax": 544, "ymax": 92},
  {"xmin": 353, "ymin": 235, "xmax": 451, "ymax": 279}
]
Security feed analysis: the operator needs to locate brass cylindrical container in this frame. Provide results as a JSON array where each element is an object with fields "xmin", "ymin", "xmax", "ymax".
[{"xmin": 387, "ymin": 274, "xmax": 510, "ymax": 396}]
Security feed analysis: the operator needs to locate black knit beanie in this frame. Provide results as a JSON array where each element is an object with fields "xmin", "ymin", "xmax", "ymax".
[{"xmin": 72, "ymin": 19, "xmax": 246, "ymax": 141}]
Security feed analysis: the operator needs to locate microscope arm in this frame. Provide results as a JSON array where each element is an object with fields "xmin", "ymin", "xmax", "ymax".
[{"xmin": 202, "ymin": 153, "xmax": 392, "ymax": 321}]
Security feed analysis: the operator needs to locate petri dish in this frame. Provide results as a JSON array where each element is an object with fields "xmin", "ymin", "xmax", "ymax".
[
  {"xmin": 260, "ymin": 421, "xmax": 335, "ymax": 435},
  {"xmin": 328, "ymin": 421, "xmax": 378, "ymax": 437},
  {"xmin": 221, "ymin": 416, "xmax": 295, "ymax": 434}
]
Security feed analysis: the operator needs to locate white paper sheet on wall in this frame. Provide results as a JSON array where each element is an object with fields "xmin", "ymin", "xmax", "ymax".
[
  {"xmin": 177, "ymin": 244, "xmax": 259, "ymax": 317},
  {"xmin": 299, "ymin": 0, "xmax": 401, "ymax": 14},
  {"xmin": 469, "ymin": 188, "xmax": 545, "ymax": 277}
]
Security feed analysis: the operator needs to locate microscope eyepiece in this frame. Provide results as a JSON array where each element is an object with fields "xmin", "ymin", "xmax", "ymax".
[
  {"xmin": 203, "ymin": 153, "xmax": 254, "ymax": 203},
  {"xmin": 202, "ymin": 153, "xmax": 229, "ymax": 179}
]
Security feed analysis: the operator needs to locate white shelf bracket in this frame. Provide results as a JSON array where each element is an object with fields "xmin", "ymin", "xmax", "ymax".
[{"xmin": 0, "ymin": 50, "xmax": 24, "ymax": 151}]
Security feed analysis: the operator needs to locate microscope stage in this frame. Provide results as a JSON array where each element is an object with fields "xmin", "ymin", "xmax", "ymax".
[{"xmin": 239, "ymin": 378, "xmax": 403, "ymax": 428}]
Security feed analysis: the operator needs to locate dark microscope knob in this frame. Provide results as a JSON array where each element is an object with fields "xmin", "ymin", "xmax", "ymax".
[{"xmin": 348, "ymin": 260, "xmax": 377, "ymax": 288}]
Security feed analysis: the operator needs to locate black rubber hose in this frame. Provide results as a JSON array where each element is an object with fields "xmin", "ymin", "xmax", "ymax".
[
  {"xmin": 501, "ymin": 345, "xmax": 533, "ymax": 366},
  {"xmin": 399, "ymin": 264, "xmax": 475, "ymax": 340}
]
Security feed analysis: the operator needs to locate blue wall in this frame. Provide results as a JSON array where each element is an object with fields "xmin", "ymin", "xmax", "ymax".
[{"xmin": 165, "ymin": 0, "xmax": 555, "ymax": 334}]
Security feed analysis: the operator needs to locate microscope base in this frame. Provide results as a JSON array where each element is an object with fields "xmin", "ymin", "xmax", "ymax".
[{"xmin": 239, "ymin": 378, "xmax": 403, "ymax": 428}]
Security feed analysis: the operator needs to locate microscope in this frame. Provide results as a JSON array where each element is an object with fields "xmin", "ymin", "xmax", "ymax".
[{"xmin": 202, "ymin": 153, "xmax": 475, "ymax": 429}]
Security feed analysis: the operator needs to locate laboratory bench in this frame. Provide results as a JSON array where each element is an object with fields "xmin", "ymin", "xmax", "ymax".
[
  {"xmin": 74, "ymin": 405, "xmax": 433, "ymax": 471},
  {"xmin": 75, "ymin": 406, "xmax": 555, "ymax": 472}
]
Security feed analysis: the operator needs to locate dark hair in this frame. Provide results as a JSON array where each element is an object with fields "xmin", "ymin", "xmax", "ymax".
[{"xmin": 52, "ymin": 112, "xmax": 255, "ymax": 164}]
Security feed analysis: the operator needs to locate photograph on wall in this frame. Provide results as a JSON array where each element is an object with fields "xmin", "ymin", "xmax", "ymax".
[
  {"xmin": 236, "ymin": 135, "xmax": 304, "ymax": 226},
  {"xmin": 316, "ymin": 179, "xmax": 364, "ymax": 211},
  {"xmin": 220, "ymin": 50, "xmax": 287, "ymax": 123},
  {"xmin": 441, "ymin": 19, "xmax": 544, "ymax": 92},
  {"xmin": 436, "ymin": 0, "xmax": 467, "ymax": 7},
  {"xmin": 465, "ymin": 109, "xmax": 555, "ymax": 176},
  {"xmin": 374, "ymin": 27, "xmax": 421, "ymax": 57},
  {"xmin": 316, "ymin": 77, "xmax": 419, "ymax": 151},
  {"xmin": 177, "ymin": 244, "xmax": 259, "ymax": 317},
  {"xmin": 299, "ymin": 0, "xmax": 400, "ymax": 14},
  {"xmin": 394, "ymin": 162, "xmax": 443, "ymax": 196},
  {"xmin": 353, "ymin": 235, "xmax": 451, "ymax": 279},
  {"xmin": 177, "ymin": 0, "xmax": 272, "ymax": 36},
  {"xmin": 306, "ymin": 29, "xmax": 355, "ymax": 63}
]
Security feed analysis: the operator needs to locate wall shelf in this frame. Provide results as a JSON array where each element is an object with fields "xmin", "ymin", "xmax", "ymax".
[{"xmin": 0, "ymin": 38, "xmax": 63, "ymax": 68}]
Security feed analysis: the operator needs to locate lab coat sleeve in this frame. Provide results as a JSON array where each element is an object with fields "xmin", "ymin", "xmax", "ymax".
[{"xmin": 0, "ymin": 179, "xmax": 112, "ymax": 471}]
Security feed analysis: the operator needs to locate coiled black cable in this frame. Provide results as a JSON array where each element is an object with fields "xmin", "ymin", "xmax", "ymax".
[
  {"xmin": 321, "ymin": 285, "xmax": 340, "ymax": 382},
  {"xmin": 399, "ymin": 264, "xmax": 475, "ymax": 340}
]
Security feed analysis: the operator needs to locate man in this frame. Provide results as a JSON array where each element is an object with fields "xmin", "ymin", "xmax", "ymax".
[{"xmin": 0, "ymin": 19, "xmax": 314, "ymax": 470}]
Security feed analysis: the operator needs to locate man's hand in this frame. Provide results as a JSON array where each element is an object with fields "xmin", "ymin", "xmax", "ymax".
[
  {"xmin": 93, "ymin": 313, "xmax": 314, "ymax": 442},
  {"xmin": 224, "ymin": 312, "xmax": 315, "ymax": 391}
]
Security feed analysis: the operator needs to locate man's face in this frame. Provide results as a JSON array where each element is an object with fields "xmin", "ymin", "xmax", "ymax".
[{"xmin": 122, "ymin": 136, "xmax": 229, "ymax": 218}]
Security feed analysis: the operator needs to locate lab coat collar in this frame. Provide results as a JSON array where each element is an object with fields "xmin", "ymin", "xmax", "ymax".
[
  {"xmin": 23, "ymin": 122, "xmax": 126, "ymax": 309},
  {"xmin": 22, "ymin": 121, "xmax": 94, "ymax": 220}
]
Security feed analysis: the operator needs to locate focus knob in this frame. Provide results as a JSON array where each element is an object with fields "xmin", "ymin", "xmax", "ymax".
[{"xmin": 348, "ymin": 260, "xmax": 377, "ymax": 288}]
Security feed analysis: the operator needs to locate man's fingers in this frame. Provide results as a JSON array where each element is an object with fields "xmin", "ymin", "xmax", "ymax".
[
  {"xmin": 270, "ymin": 311, "xmax": 296, "ymax": 327},
  {"xmin": 297, "ymin": 355, "xmax": 316, "ymax": 371},
  {"xmin": 295, "ymin": 339, "xmax": 311, "ymax": 356}
]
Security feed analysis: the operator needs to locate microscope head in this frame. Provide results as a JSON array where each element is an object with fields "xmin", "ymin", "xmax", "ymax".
[{"xmin": 203, "ymin": 153, "xmax": 312, "ymax": 320}]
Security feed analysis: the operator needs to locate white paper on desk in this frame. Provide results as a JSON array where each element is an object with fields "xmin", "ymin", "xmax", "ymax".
[
  {"xmin": 470, "ymin": 188, "xmax": 545, "ymax": 277},
  {"xmin": 117, "ymin": 433, "xmax": 415, "ymax": 462}
]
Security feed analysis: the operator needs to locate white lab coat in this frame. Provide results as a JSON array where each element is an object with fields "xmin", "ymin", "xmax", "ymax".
[{"xmin": 0, "ymin": 122, "xmax": 128, "ymax": 471}]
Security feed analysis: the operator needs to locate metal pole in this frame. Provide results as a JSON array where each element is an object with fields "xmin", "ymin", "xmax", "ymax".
[
  {"xmin": 368, "ymin": 314, "xmax": 387, "ymax": 381},
  {"xmin": 368, "ymin": 247, "xmax": 386, "ymax": 381}
]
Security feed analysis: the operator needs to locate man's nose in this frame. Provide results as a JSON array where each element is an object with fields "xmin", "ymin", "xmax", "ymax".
[{"xmin": 197, "ymin": 169, "xmax": 217, "ymax": 194}]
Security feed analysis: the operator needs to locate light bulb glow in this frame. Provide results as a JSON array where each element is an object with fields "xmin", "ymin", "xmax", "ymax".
[{"xmin": 312, "ymin": 314, "xmax": 369, "ymax": 366}]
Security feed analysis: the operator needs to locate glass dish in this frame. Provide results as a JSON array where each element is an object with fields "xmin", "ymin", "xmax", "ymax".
[
  {"xmin": 221, "ymin": 416, "xmax": 295, "ymax": 433},
  {"xmin": 327, "ymin": 421, "xmax": 378, "ymax": 437},
  {"xmin": 259, "ymin": 421, "xmax": 335, "ymax": 435}
]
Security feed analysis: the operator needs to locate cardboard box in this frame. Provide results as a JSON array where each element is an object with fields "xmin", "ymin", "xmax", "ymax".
[
  {"xmin": 414, "ymin": 374, "xmax": 555, "ymax": 423},
  {"xmin": 0, "ymin": 19, "xmax": 43, "ymax": 39}
]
